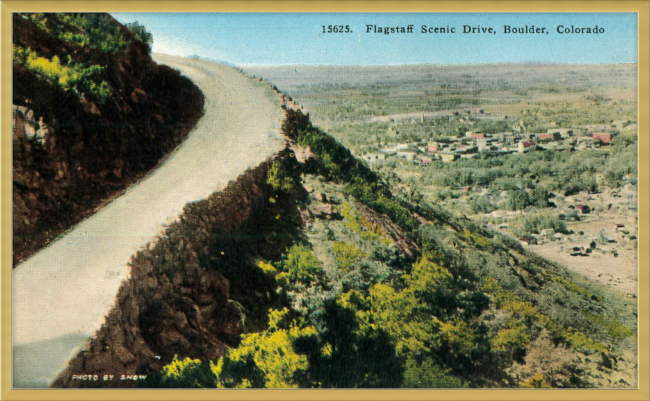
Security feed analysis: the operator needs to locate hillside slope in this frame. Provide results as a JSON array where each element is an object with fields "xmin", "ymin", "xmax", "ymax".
[
  {"xmin": 12, "ymin": 13, "xmax": 204, "ymax": 265},
  {"xmin": 50, "ymin": 103, "xmax": 637, "ymax": 389},
  {"xmin": 13, "ymin": 55, "xmax": 285, "ymax": 388}
]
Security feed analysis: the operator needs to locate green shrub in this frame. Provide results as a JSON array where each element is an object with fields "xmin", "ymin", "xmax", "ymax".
[
  {"xmin": 146, "ymin": 356, "xmax": 216, "ymax": 388},
  {"xmin": 332, "ymin": 241, "xmax": 367, "ymax": 271},
  {"xmin": 345, "ymin": 178, "xmax": 416, "ymax": 231},
  {"xmin": 24, "ymin": 13, "xmax": 151, "ymax": 54},
  {"xmin": 147, "ymin": 309, "xmax": 318, "ymax": 388},
  {"xmin": 266, "ymin": 159, "xmax": 297, "ymax": 194},
  {"xmin": 507, "ymin": 190, "xmax": 531, "ymax": 211},
  {"xmin": 403, "ymin": 358, "xmax": 468, "ymax": 388},
  {"xmin": 275, "ymin": 245, "xmax": 324, "ymax": 286},
  {"xmin": 551, "ymin": 276, "xmax": 601, "ymax": 301},
  {"xmin": 13, "ymin": 45, "xmax": 111, "ymax": 101},
  {"xmin": 490, "ymin": 319, "xmax": 530, "ymax": 353},
  {"xmin": 462, "ymin": 229, "xmax": 493, "ymax": 249},
  {"xmin": 519, "ymin": 373, "xmax": 552, "ymax": 388},
  {"xmin": 340, "ymin": 203, "xmax": 392, "ymax": 244},
  {"xmin": 483, "ymin": 277, "xmax": 609, "ymax": 354},
  {"xmin": 582, "ymin": 311, "xmax": 635, "ymax": 339}
]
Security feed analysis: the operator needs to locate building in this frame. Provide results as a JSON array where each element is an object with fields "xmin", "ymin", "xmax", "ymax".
[
  {"xmin": 576, "ymin": 205, "xmax": 590, "ymax": 214},
  {"xmin": 427, "ymin": 142, "xmax": 438, "ymax": 153},
  {"xmin": 538, "ymin": 132, "xmax": 561, "ymax": 142},
  {"xmin": 465, "ymin": 130, "xmax": 483, "ymax": 138},
  {"xmin": 592, "ymin": 132, "xmax": 611, "ymax": 144},
  {"xmin": 518, "ymin": 140, "xmax": 536, "ymax": 153}
]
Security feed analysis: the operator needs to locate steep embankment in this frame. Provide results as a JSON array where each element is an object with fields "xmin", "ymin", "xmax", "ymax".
[
  {"xmin": 13, "ymin": 55, "xmax": 285, "ymax": 388},
  {"xmin": 51, "ymin": 151, "xmax": 304, "ymax": 388},
  {"xmin": 12, "ymin": 13, "xmax": 204, "ymax": 265},
  {"xmin": 49, "ymin": 105, "xmax": 636, "ymax": 389}
]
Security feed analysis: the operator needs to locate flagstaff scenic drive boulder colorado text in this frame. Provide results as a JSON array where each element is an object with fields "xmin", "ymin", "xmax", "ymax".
[{"xmin": 319, "ymin": 24, "xmax": 605, "ymax": 35}]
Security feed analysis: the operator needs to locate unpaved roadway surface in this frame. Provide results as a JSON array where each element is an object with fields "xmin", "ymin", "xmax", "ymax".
[{"xmin": 12, "ymin": 55, "xmax": 285, "ymax": 388}]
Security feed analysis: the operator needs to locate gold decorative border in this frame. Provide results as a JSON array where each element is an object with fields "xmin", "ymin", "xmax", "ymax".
[{"xmin": 1, "ymin": 1, "xmax": 648, "ymax": 400}]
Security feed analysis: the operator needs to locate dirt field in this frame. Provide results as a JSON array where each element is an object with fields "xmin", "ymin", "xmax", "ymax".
[{"xmin": 486, "ymin": 189, "xmax": 638, "ymax": 296}]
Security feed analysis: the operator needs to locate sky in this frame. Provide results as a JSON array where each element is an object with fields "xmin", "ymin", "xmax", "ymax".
[{"xmin": 111, "ymin": 13, "xmax": 638, "ymax": 66}]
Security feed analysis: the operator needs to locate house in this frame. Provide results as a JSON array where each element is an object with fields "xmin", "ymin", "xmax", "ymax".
[
  {"xmin": 427, "ymin": 143, "xmax": 438, "ymax": 153},
  {"xmin": 592, "ymin": 132, "xmax": 611, "ymax": 144},
  {"xmin": 419, "ymin": 157, "xmax": 432, "ymax": 165},
  {"xmin": 538, "ymin": 133, "xmax": 560, "ymax": 142},
  {"xmin": 518, "ymin": 140, "xmax": 536, "ymax": 153}
]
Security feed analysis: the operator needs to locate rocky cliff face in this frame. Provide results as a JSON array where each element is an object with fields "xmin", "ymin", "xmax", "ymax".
[{"xmin": 12, "ymin": 13, "xmax": 204, "ymax": 265}]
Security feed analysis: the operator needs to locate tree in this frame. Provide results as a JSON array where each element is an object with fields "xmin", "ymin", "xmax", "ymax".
[
  {"xmin": 274, "ymin": 244, "xmax": 324, "ymax": 287},
  {"xmin": 508, "ymin": 190, "xmax": 531, "ymax": 212},
  {"xmin": 531, "ymin": 186, "xmax": 550, "ymax": 208},
  {"xmin": 125, "ymin": 21, "xmax": 154, "ymax": 51}
]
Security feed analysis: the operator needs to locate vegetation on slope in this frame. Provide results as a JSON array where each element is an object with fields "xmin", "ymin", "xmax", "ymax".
[
  {"xmin": 12, "ymin": 13, "xmax": 204, "ymax": 265},
  {"xmin": 136, "ymin": 108, "xmax": 636, "ymax": 389}
]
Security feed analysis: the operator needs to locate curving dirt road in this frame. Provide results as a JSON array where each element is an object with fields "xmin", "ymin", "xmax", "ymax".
[{"xmin": 12, "ymin": 55, "xmax": 286, "ymax": 388}]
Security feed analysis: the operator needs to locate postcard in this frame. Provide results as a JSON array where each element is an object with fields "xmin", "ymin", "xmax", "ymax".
[{"xmin": 3, "ymin": 3, "xmax": 648, "ymax": 400}]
